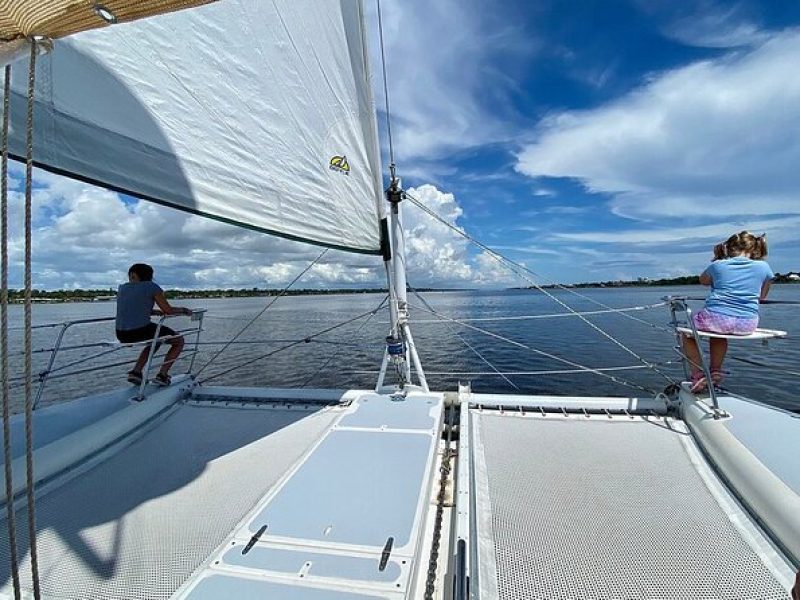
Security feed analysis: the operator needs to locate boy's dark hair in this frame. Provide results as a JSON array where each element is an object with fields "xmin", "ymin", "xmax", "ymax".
[{"xmin": 128, "ymin": 263, "xmax": 154, "ymax": 282}]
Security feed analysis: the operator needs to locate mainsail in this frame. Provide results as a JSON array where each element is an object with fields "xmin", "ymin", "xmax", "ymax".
[{"xmin": 2, "ymin": 0, "xmax": 386, "ymax": 254}]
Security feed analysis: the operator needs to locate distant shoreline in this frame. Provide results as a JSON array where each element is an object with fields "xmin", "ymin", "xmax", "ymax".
[
  {"xmin": 7, "ymin": 275, "xmax": 798, "ymax": 303},
  {"xmin": 6, "ymin": 287, "xmax": 471, "ymax": 303},
  {"xmin": 516, "ymin": 273, "xmax": 800, "ymax": 290}
]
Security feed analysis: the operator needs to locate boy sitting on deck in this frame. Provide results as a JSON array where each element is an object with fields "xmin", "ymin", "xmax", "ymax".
[
  {"xmin": 683, "ymin": 232, "xmax": 773, "ymax": 393},
  {"xmin": 115, "ymin": 263, "xmax": 192, "ymax": 387}
]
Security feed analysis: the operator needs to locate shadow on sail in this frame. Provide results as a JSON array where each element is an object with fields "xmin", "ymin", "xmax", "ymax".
[{"xmin": 5, "ymin": 42, "xmax": 196, "ymax": 216}]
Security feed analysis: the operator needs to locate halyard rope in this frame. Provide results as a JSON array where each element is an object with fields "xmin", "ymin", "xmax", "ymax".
[
  {"xmin": 193, "ymin": 248, "xmax": 329, "ymax": 377},
  {"xmin": 24, "ymin": 39, "xmax": 42, "ymax": 600},
  {"xmin": 1, "ymin": 62, "xmax": 22, "ymax": 600}
]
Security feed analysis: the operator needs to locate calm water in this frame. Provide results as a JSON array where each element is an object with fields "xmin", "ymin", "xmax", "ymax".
[{"xmin": 7, "ymin": 285, "xmax": 800, "ymax": 413}]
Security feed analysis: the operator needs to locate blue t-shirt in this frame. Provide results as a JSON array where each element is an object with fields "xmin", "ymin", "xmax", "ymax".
[
  {"xmin": 115, "ymin": 281, "xmax": 163, "ymax": 331},
  {"xmin": 703, "ymin": 257, "xmax": 773, "ymax": 318}
]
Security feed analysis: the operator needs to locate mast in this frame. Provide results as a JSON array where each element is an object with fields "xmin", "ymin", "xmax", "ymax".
[
  {"xmin": 377, "ymin": 173, "xmax": 429, "ymax": 392},
  {"xmin": 359, "ymin": 0, "xmax": 426, "ymax": 392}
]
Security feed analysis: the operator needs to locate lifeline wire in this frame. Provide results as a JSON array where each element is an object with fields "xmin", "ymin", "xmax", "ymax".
[
  {"xmin": 410, "ymin": 286, "xmax": 519, "ymax": 390},
  {"xmin": 351, "ymin": 364, "xmax": 672, "ymax": 376},
  {"xmin": 200, "ymin": 305, "xmax": 389, "ymax": 384},
  {"xmin": 405, "ymin": 191, "xmax": 677, "ymax": 387},
  {"xmin": 301, "ymin": 294, "xmax": 388, "ymax": 387},
  {"xmin": 409, "ymin": 302, "xmax": 658, "ymax": 395},
  {"xmin": 407, "ymin": 302, "xmax": 670, "ymax": 323},
  {"xmin": 406, "ymin": 191, "xmax": 672, "ymax": 334},
  {"xmin": 194, "ymin": 248, "xmax": 329, "ymax": 377},
  {"xmin": 1, "ymin": 62, "xmax": 22, "ymax": 600}
]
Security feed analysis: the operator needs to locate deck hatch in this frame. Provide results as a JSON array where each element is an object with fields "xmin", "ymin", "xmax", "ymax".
[
  {"xmin": 247, "ymin": 429, "xmax": 431, "ymax": 550},
  {"xmin": 337, "ymin": 393, "xmax": 437, "ymax": 430}
]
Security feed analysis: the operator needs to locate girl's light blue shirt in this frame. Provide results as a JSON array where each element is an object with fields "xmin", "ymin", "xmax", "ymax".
[{"xmin": 703, "ymin": 257, "xmax": 774, "ymax": 318}]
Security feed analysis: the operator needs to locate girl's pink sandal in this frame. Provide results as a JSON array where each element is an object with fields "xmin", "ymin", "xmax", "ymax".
[
  {"xmin": 689, "ymin": 372, "xmax": 707, "ymax": 393},
  {"xmin": 711, "ymin": 369, "xmax": 725, "ymax": 388}
]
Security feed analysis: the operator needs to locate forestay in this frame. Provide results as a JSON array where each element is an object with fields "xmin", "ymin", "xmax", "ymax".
[{"xmin": 2, "ymin": 0, "xmax": 385, "ymax": 254}]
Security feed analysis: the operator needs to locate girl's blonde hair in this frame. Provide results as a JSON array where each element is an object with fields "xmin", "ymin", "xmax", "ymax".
[{"xmin": 723, "ymin": 231, "xmax": 767, "ymax": 259}]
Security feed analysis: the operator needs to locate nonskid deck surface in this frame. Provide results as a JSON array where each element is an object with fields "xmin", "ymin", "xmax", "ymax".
[
  {"xmin": 469, "ymin": 410, "xmax": 794, "ymax": 600},
  {"xmin": 0, "ymin": 402, "xmax": 340, "ymax": 600}
]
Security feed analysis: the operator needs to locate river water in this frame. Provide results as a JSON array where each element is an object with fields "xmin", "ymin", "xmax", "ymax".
[{"xmin": 7, "ymin": 285, "xmax": 800, "ymax": 413}]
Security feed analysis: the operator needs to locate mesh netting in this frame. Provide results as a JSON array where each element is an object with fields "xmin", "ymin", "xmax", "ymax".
[
  {"xmin": 474, "ymin": 413, "xmax": 791, "ymax": 600},
  {"xmin": 0, "ymin": 403, "xmax": 338, "ymax": 599}
]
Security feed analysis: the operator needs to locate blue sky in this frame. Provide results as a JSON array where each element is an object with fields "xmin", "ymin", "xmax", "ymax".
[
  {"xmin": 8, "ymin": 0, "xmax": 800, "ymax": 289},
  {"xmin": 369, "ymin": 0, "xmax": 800, "ymax": 284}
]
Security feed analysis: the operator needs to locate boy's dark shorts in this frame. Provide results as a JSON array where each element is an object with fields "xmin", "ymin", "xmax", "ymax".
[{"xmin": 116, "ymin": 323, "xmax": 178, "ymax": 345}]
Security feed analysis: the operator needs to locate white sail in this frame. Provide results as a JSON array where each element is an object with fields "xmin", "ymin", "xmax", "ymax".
[{"xmin": 3, "ymin": 0, "xmax": 385, "ymax": 254}]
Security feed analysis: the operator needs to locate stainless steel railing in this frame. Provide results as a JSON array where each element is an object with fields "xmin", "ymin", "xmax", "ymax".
[
  {"xmin": 665, "ymin": 296, "xmax": 721, "ymax": 413},
  {"xmin": 16, "ymin": 310, "xmax": 207, "ymax": 409}
]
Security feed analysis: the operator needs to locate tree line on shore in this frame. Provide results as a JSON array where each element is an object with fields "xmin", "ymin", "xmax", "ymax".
[{"xmin": 5, "ymin": 272, "xmax": 798, "ymax": 303}]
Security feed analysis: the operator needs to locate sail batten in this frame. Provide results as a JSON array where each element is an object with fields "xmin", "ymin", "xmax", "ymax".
[{"xmin": 2, "ymin": 0, "xmax": 385, "ymax": 254}]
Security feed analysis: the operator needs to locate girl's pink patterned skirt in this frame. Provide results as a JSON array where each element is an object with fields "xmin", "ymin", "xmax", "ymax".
[{"xmin": 693, "ymin": 308, "xmax": 758, "ymax": 335}]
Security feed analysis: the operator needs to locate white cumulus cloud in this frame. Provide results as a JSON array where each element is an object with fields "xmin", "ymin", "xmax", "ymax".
[{"xmin": 516, "ymin": 29, "xmax": 800, "ymax": 222}]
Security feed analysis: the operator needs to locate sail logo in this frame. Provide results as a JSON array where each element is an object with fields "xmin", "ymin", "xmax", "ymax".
[{"xmin": 329, "ymin": 155, "xmax": 350, "ymax": 175}]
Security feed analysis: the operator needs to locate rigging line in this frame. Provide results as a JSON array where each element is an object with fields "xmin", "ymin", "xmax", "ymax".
[
  {"xmin": 301, "ymin": 294, "xmax": 388, "ymax": 388},
  {"xmin": 405, "ymin": 191, "xmax": 671, "ymax": 334},
  {"xmin": 375, "ymin": 0, "xmax": 395, "ymax": 167},
  {"xmin": 409, "ymin": 286, "xmax": 519, "ymax": 390},
  {"xmin": 24, "ymin": 42, "xmax": 42, "ymax": 600},
  {"xmin": 405, "ymin": 191, "xmax": 677, "ymax": 385},
  {"xmin": 199, "ymin": 305, "xmax": 389, "ymax": 384},
  {"xmin": 1, "ymin": 62, "xmax": 22, "ymax": 600},
  {"xmin": 193, "ymin": 248, "xmax": 329, "ymax": 377},
  {"xmin": 408, "ymin": 301, "xmax": 658, "ymax": 395}
]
